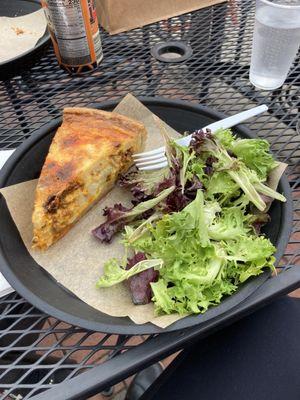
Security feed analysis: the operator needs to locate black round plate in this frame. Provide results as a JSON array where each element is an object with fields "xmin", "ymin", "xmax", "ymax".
[
  {"xmin": 0, "ymin": 0, "xmax": 50, "ymax": 80},
  {"xmin": 0, "ymin": 98, "xmax": 293, "ymax": 334}
]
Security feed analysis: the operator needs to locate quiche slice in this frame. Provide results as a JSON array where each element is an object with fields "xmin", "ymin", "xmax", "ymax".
[{"xmin": 32, "ymin": 107, "xmax": 147, "ymax": 250}]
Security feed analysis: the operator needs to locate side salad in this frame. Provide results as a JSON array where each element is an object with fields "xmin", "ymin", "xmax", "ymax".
[{"xmin": 93, "ymin": 128, "xmax": 286, "ymax": 316}]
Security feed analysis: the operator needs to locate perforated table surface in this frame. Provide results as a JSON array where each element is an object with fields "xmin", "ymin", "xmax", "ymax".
[{"xmin": 0, "ymin": 1, "xmax": 299, "ymax": 399}]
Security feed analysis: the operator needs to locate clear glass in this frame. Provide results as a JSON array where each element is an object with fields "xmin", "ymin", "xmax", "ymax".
[{"xmin": 249, "ymin": 0, "xmax": 300, "ymax": 90}]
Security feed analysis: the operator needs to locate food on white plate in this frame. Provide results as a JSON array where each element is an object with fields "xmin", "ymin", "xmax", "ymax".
[
  {"xmin": 95, "ymin": 127, "xmax": 286, "ymax": 315},
  {"xmin": 32, "ymin": 108, "xmax": 147, "ymax": 250}
]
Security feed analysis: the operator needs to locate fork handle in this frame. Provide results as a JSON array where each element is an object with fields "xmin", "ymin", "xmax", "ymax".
[{"xmin": 177, "ymin": 104, "xmax": 268, "ymax": 147}]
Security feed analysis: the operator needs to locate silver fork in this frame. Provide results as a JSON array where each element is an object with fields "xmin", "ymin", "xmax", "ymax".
[{"xmin": 133, "ymin": 105, "xmax": 268, "ymax": 171}]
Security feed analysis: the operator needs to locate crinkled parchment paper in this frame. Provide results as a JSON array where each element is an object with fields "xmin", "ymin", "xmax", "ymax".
[
  {"xmin": 0, "ymin": 9, "xmax": 47, "ymax": 63},
  {"xmin": 0, "ymin": 94, "xmax": 286, "ymax": 328}
]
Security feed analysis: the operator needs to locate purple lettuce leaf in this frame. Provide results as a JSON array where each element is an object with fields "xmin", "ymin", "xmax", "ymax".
[
  {"xmin": 126, "ymin": 252, "xmax": 159, "ymax": 305},
  {"xmin": 251, "ymin": 213, "xmax": 271, "ymax": 234},
  {"xmin": 92, "ymin": 186, "xmax": 175, "ymax": 243},
  {"xmin": 119, "ymin": 171, "xmax": 150, "ymax": 202},
  {"xmin": 160, "ymin": 187, "xmax": 190, "ymax": 213},
  {"xmin": 184, "ymin": 175, "xmax": 203, "ymax": 200},
  {"xmin": 92, "ymin": 203, "xmax": 131, "ymax": 243},
  {"xmin": 119, "ymin": 167, "xmax": 172, "ymax": 203},
  {"xmin": 204, "ymin": 155, "xmax": 218, "ymax": 176},
  {"xmin": 189, "ymin": 129, "xmax": 213, "ymax": 155}
]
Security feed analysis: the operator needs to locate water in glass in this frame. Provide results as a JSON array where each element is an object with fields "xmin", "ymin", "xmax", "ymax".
[{"xmin": 250, "ymin": 2, "xmax": 300, "ymax": 90}]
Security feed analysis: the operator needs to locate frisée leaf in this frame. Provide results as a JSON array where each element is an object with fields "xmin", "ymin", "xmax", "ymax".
[{"xmin": 230, "ymin": 138, "xmax": 278, "ymax": 180}]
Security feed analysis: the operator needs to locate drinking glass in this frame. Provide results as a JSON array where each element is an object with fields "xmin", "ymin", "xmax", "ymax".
[{"xmin": 249, "ymin": 0, "xmax": 300, "ymax": 90}]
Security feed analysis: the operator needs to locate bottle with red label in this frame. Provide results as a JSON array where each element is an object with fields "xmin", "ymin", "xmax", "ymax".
[{"xmin": 41, "ymin": 0, "xmax": 103, "ymax": 74}]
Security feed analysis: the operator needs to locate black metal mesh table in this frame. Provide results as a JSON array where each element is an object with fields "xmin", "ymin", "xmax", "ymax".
[{"xmin": 0, "ymin": 1, "xmax": 299, "ymax": 399}]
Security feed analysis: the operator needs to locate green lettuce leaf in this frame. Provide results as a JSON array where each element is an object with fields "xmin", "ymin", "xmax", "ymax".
[
  {"xmin": 172, "ymin": 142, "xmax": 195, "ymax": 192},
  {"xmin": 199, "ymin": 131, "xmax": 285, "ymax": 211},
  {"xmin": 214, "ymin": 128, "xmax": 235, "ymax": 148},
  {"xmin": 208, "ymin": 206, "xmax": 252, "ymax": 241},
  {"xmin": 224, "ymin": 235, "xmax": 276, "ymax": 262},
  {"xmin": 223, "ymin": 235, "xmax": 276, "ymax": 282},
  {"xmin": 214, "ymin": 129, "xmax": 278, "ymax": 181},
  {"xmin": 203, "ymin": 200, "xmax": 221, "ymax": 225},
  {"xmin": 205, "ymin": 171, "xmax": 240, "ymax": 203},
  {"xmin": 187, "ymin": 157, "xmax": 207, "ymax": 183},
  {"xmin": 231, "ymin": 138, "xmax": 278, "ymax": 180},
  {"xmin": 96, "ymin": 258, "xmax": 163, "ymax": 288}
]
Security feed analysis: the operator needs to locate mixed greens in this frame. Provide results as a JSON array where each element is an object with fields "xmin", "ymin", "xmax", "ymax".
[{"xmin": 93, "ymin": 128, "xmax": 285, "ymax": 316}]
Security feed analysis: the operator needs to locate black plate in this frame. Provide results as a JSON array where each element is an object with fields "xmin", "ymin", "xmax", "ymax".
[
  {"xmin": 0, "ymin": 0, "xmax": 50, "ymax": 80},
  {"xmin": 0, "ymin": 98, "xmax": 293, "ymax": 334}
]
